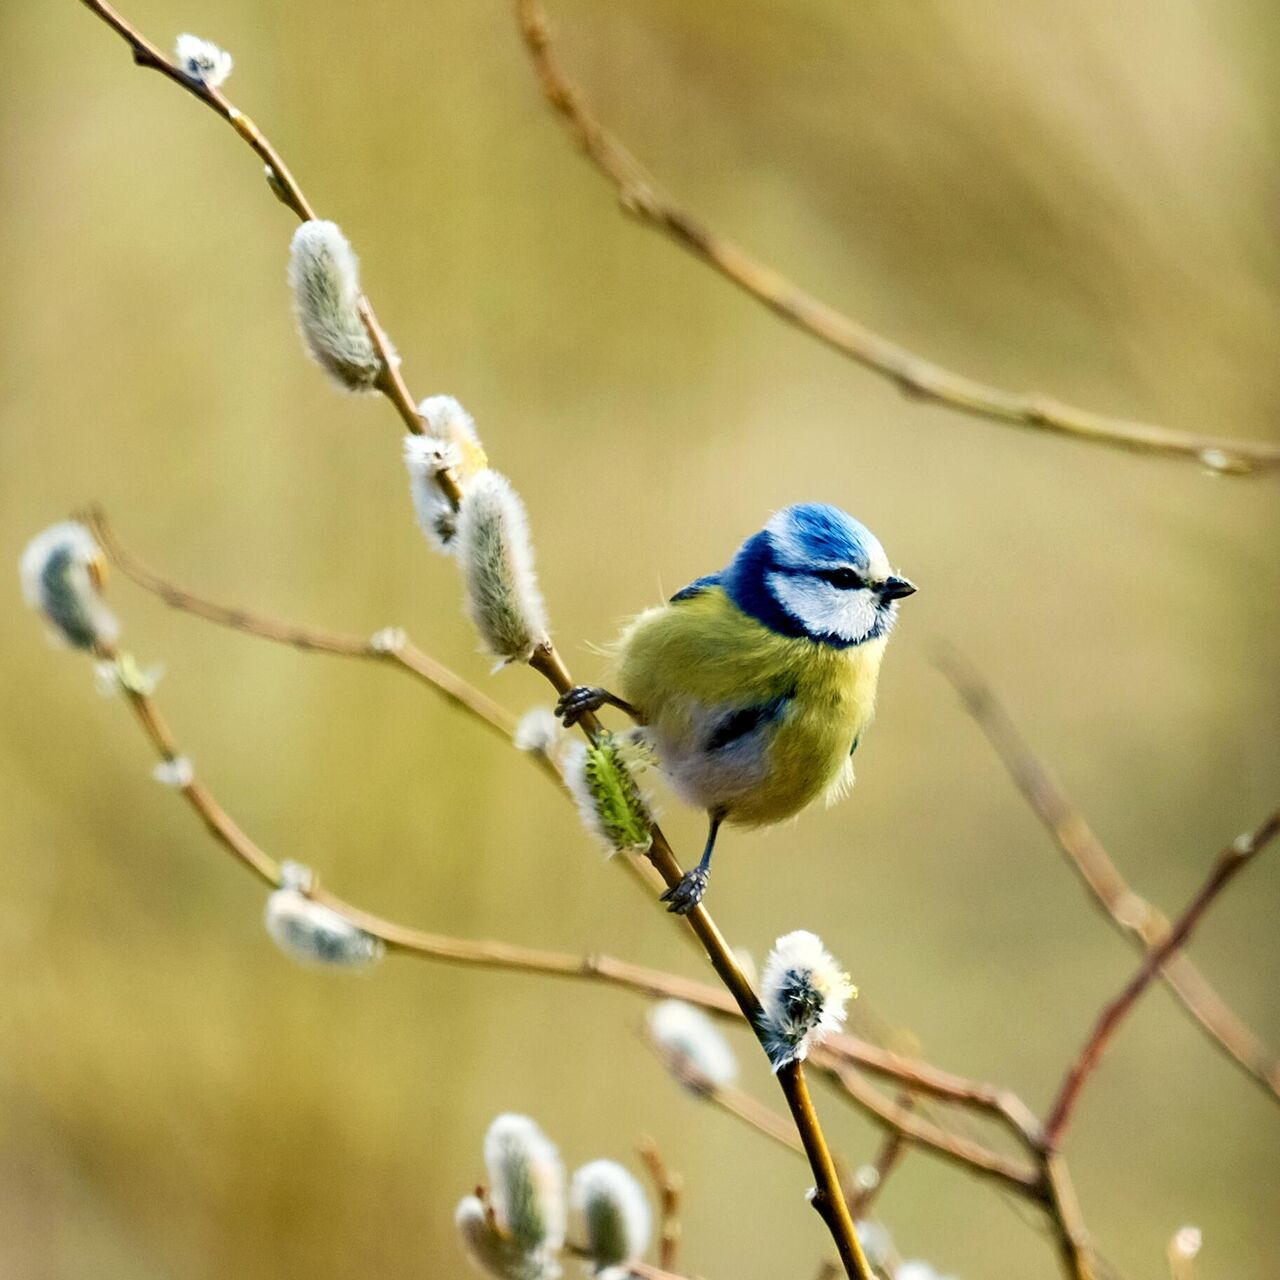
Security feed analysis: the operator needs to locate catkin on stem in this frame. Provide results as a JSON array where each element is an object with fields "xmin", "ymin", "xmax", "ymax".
[
  {"xmin": 456, "ymin": 471, "xmax": 550, "ymax": 664},
  {"xmin": 288, "ymin": 221, "xmax": 383, "ymax": 392}
]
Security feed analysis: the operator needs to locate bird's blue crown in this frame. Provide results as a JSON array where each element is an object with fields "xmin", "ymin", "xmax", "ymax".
[{"xmin": 717, "ymin": 503, "xmax": 914, "ymax": 648}]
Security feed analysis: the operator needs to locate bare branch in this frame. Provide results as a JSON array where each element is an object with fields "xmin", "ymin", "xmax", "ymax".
[
  {"xmin": 512, "ymin": 0, "xmax": 1280, "ymax": 475},
  {"xmin": 939, "ymin": 651, "xmax": 1280, "ymax": 1106},
  {"xmin": 1045, "ymin": 811, "xmax": 1280, "ymax": 1147},
  {"xmin": 638, "ymin": 1138, "xmax": 683, "ymax": 1273}
]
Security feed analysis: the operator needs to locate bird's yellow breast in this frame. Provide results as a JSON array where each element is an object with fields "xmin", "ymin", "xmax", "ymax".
[{"xmin": 615, "ymin": 587, "xmax": 886, "ymax": 826}]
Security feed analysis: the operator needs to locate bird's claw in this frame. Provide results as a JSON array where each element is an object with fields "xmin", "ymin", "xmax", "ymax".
[
  {"xmin": 660, "ymin": 867, "xmax": 709, "ymax": 915},
  {"xmin": 556, "ymin": 685, "xmax": 607, "ymax": 727}
]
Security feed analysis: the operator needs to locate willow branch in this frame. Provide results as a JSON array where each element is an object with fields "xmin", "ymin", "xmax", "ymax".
[
  {"xmin": 1044, "ymin": 810, "xmax": 1280, "ymax": 1147},
  {"xmin": 513, "ymin": 0, "xmax": 1280, "ymax": 475},
  {"xmin": 78, "ymin": 0, "xmax": 419, "ymax": 434},
  {"xmin": 940, "ymin": 651, "xmax": 1280, "ymax": 1106},
  {"xmin": 86, "ymin": 509, "xmax": 562, "ymax": 772}
]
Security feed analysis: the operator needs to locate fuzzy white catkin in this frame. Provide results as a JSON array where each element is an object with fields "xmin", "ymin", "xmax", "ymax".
[
  {"xmin": 457, "ymin": 471, "xmax": 549, "ymax": 664},
  {"xmin": 647, "ymin": 999, "xmax": 737, "ymax": 1090},
  {"xmin": 455, "ymin": 1195, "xmax": 558, "ymax": 1280},
  {"xmin": 404, "ymin": 433, "xmax": 461, "ymax": 553},
  {"xmin": 853, "ymin": 1220, "xmax": 893, "ymax": 1269},
  {"xmin": 897, "ymin": 1263, "xmax": 957, "ymax": 1280},
  {"xmin": 420, "ymin": 395, "xmax": 487, "ymax": 475},
  {"xmin": 484, "ymin": 1115, "xmax": 566, "ymax": 1255},
  {"xmin": 288, "ymin": 221, "xmax": 382, "ymax": 391},
  {"xmin": 20, "ymin": 522, "xmax": 119, "ymax": 652},
  {"xmin": 758, "ymin": 930, "xmax": 855, "ymax": 1069},
  {"xmin": 514, "ymin": 708, "xmax": 562, "ymax": 754},
  {"xmin": 152, "ymin": 756, "xmax": 194, "ymax": 788},
  {"xmin": 263, "ymin": 887, "xmax": 384, "ymax": 969},
  {"xmin": 174, "ymin": 34, "xmax": 233, "ymax": 87},
  {"xmin": 404, "ymin": 396, "xmax": 491, "ymax": 553},
  {"xmin": 570, "ymin": 1161, "xmax": 651, "ymax": 1269}
]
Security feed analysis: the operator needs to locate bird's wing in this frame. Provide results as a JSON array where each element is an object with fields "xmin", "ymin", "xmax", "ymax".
[{"xmin": 669, "ymin": 572, "xmax": 722, "ymax": 603}]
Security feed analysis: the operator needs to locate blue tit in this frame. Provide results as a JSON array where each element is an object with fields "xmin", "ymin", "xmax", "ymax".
[{"xmin": 556, "ymin": 503, "xmax": 915, "ymax": 913}]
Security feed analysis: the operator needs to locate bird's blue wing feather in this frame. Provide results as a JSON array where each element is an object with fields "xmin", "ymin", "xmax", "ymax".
[{"xmin": 669, "ymin": 572, "xmax": 722, "ymax": 604}]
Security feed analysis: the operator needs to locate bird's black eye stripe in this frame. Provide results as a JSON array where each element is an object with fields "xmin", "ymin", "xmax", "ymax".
[{"xmin": 815, "ymin": 567, "xmax": 865, "ymax": 590}]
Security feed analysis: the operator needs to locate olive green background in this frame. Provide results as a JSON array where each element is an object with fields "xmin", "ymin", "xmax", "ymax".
[{"xmin": 2, "ymin": 0, "xmax": 1278, "ymax": 1276}]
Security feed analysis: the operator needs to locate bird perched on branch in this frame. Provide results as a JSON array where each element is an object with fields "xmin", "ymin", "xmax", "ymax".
[{"xmin": 557, "ymin": 503, "xmax": 915, "ymax": 913}]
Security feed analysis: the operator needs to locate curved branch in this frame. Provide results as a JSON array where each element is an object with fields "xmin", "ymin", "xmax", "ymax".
[
  {"xmin": 1045, "ymin": 810, "xmax": 1280, "ymax": 1147},
  {"xmin": 939, "ymin": 651, "xmax": 1280, "ymax": 1106},
  {"xmin": 513, "ymin": 0, "xmax": 1280, "ymax": 475}
]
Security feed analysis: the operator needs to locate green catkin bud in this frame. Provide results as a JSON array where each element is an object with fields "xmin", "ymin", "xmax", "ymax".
[
  {"xmin": 20, "ymin": 522, "xmax": 118, "ymax": 651},
  {"xmin": 484, "ymin": 1115, "xmax": 566, "ymax": 1256},
  {"xmin": 455, "ymin": 1196, "xmax": 558, "ymax": 1280},
  {"xmin": 563, "ymin": 735, "xmax": 653, "ymax": 855},
  {"xmin": 263, "ymin": 863, "xmax": 384, "ymax": 969},
  {"xmin": 456, "ymin": 471, "xmax": 550, "ymax": 664},
  {"xmin": 287, "ymin": 220, "xmax": 383, "ymax": 392},
  {"xmin": 758, "ymin": 930, "xmax": 856, "ymax": 1070},
  {"xmin": 569, "ymin": 1160, "xmax": 652, "ymax": 1270}
]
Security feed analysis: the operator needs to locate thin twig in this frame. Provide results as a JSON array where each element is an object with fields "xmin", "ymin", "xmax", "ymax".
[
  {"xmin": 846, "ymin": 1098, "xmax": 912, "ymax": 1218},
  {"xmin": 638, "ymin": 1138, "xmax": 683, "ymax": 1273},
  {"xmin": 1038, "ymin": 1153, "xmax": 1096, "ymax": 1280},
  {"xmin": 827, "ymin": 1065, "xmax": 1039, "ymax": 1195},
  {"xmin": 512, "ymin": 0, "xmax": 1280, "ymax": 475},
  {"xmin": 939, "ymin": 652, "xmax": 1280, "ymax": 1106},
  {"xmin": 1044, "ymin": 811, "xmax": 1280, "ymax": 1147}
]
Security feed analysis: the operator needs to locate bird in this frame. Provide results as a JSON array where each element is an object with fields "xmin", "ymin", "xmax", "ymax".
[{"xmin": 556, "ymin": 503, "xmax": 915, "ymax": 914}]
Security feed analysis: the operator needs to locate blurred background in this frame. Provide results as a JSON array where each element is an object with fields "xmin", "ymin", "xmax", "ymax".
[{"xmin": 2, "ymin": 0, "xmax": 1278, "ymax": 1275}]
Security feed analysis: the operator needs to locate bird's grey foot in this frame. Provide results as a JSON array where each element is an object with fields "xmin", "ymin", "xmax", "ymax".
[
  {"xmin": 556, "ymin": 685, "xmax": 609, "ymax": 727},
  {"xmin": 661, "ymin": 867, "xmax": 709, "ymax": 915}
]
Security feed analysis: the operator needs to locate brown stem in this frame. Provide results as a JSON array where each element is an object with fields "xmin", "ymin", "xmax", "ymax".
[
  {"xmin": 1038, "ymin": 1153, "xmax": 1096, "ymax": 1280},
  {"xmin": 846, "ymin": 1099, "xmax": 912, "ymax": 1219},
  {"xmin": 637, "ymin": 1139, "xmax": 683, "ymax": 1272},
  {"xmin": 1044, "ymin": 811, "xmax": 1280, "ymax": 1147},
  {"xmin": 512, "ymin": 0, "xmax": 1280, "ymax": 475},
  {"xmin": 939, "ymin": 651, "xmax": 1280, "ymax": 1106},
  {"xmin": 827, "ymin": 1065, "xmax": 1039, "ymax": 1195}
]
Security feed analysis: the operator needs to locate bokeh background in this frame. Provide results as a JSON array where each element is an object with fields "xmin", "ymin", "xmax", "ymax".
[{"xmin": 2, "ymin": 0, "xmax": 1278, "ymax": 1275}]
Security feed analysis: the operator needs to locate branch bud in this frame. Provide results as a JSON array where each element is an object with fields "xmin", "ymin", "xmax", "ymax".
[
  {"xmin": 20, "ymin": 522, "xmax": 118, "ymax": 652},
  {"xmin": 264, "ymin": 866, "xmax": 384, "ymax": 969},
  {"xmin": 569, "ymin": 1160, "xmax": 651, "ymax": 1270},
  {"xmin": 758, "ymin": 930, "xmax": 855, "ymax": 1069},
  {"xmin": 288, "ymin": 221, "xmax": 383, "ymax": 392},
  {"xmin": 175, "ymin": 34, "xmax": 233, "ymax": 88},
  {"xmin": 646, "ymin": 999, "xmax": 737, "ymax": 1091},
  {"xmin": 484, "ymin": 1114, "xmax": 566, "ymax": 1256},
  {"xmin": 456, "ymin": 471, "xmax": 549, "ymax": 664}
]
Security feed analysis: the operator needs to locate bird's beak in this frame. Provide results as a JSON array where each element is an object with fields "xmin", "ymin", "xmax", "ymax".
[{"xmin": 880, "ymin": 576, "xmax": 917, "ymax": 601}]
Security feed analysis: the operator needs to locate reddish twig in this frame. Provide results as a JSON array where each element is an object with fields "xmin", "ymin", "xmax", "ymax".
[
  {"xmin": 1044, "ymin": 811, "xmax": 1280, "ymax": 1147},
  {"xmin": 940, "ymin": 651, "xmax": 1280, "ymax": 1106}
]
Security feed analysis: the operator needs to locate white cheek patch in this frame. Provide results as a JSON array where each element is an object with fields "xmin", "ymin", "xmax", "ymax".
[{"xmin": 767, "ymin": 573, "xmax": 880, "ymax": 643}]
